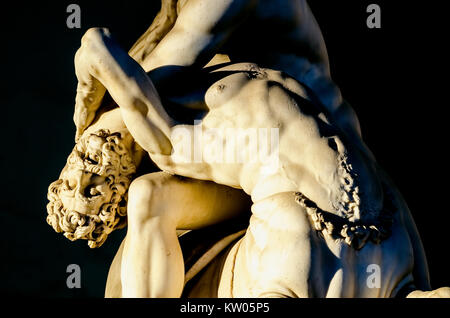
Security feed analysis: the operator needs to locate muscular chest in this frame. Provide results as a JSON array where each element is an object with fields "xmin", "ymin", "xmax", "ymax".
[{"xmin": 203, "ymin": 71, "xmax": 293, "ymax": 130}]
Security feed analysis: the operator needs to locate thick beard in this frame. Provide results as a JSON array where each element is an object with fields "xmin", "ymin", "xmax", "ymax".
[{"xmin": 46, "ymin": 179, "xmax": 127, "ymax": 248}]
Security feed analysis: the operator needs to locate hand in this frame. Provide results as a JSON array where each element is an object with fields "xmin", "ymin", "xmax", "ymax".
[{"xmin": 73, "ymin": 29, "xmax": 108, "ymax": 141}]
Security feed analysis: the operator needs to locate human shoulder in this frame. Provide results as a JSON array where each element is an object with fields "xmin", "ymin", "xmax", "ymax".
[{"xmin": 175, "ymin": 0, "xmax": 258, "ymax": 34}]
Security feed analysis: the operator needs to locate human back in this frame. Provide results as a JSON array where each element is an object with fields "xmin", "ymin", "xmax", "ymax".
[{"xmin": 134, "ymin": 0, "xmax": 338, "ymax": 110}]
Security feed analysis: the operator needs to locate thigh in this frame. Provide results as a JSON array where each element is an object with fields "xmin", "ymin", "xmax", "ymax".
[{"xmin": 128, "ymin": 171, "xmax": 252, "ymax": 230}]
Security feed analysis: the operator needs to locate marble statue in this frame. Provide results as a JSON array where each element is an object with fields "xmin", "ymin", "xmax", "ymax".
[{"xmin": 47, "ymin": 0, "xmax": 450, "ymax": 298}]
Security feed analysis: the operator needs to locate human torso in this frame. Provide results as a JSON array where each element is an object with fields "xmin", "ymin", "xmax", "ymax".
[
  {"xmin": 225, "ymin": 0, "xmax": 328, "ymax": 65},
  {"xmin": 154, "ymin": 62, "xmax": 383, "ymax": 220}
]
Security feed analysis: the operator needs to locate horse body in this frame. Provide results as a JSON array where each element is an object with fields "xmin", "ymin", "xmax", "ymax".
[{"xmin": 182, "ymin": 171, "xmax": 428, "ymax": 298}]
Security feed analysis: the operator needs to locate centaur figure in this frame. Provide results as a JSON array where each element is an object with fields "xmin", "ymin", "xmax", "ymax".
[{"xmin": 47, "ymin": 0, "xmax": 449, "ymax": 297}]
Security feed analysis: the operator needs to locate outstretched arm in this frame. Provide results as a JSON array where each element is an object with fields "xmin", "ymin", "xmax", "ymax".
[{"xmin": 74, "ymin": 28, "xmax": 174, "ymax": 156}]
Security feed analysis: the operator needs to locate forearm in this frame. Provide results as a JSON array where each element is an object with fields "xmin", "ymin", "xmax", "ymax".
[{"xmin": 78, "ymin": 28, "xmax": 174, "ymax": 155}]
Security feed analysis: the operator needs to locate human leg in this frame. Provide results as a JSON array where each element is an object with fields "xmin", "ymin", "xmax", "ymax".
[{"xmin": 120, "ymin": 171, "xmax": 251, "ymax": 297}]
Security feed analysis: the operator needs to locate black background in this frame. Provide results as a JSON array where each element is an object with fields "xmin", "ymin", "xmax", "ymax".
[{"xmin": 1, "ymin": 0, "xmax": 449, "ymax": 297}]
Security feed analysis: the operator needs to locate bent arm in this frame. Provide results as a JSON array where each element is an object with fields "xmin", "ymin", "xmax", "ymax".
[{"xmin": 75, "ymin": 28, "xmax": 174, "ymax": 156}]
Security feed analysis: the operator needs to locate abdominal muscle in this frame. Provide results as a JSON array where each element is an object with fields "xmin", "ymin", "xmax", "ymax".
[{"xmin": 158, "ymin": 63, "xmax": 382, "ymax": 219}]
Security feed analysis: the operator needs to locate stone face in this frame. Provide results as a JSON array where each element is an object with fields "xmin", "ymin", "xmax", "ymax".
[
  {"xmin": 47, "ymin": 126, "xmax": 138, "ymax": 248},
  {"xmin": 47, "ymin": 0, "xmax": 448, "ymax": 298}
]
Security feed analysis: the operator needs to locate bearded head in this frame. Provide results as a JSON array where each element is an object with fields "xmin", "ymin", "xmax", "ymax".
[{"xmin": 47, "ymin": 128, "xmax": 139, "ymax": 248}]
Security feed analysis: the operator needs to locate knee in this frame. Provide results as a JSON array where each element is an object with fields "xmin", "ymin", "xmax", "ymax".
[
  {"xmin": 81, "ymin": 27, "xmax": 110, "ymax": 47},
  {"xmin": 78, "ymin": 28, "xmax": 113, "ymax": 66},
  {"xmin": 127, "ymin": 173, "xmax": 172, "ymax": 224}
]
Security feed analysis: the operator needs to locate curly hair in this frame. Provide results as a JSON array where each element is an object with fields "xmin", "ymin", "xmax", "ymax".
[{"xmin": 46, "ymin": 129, "xmax": 137, "ymax": 248}]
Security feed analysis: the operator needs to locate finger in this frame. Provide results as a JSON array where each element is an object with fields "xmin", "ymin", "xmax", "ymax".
[{"xmin": 75, "ymin": 129, "xmax": 82, "ymax": 142}]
